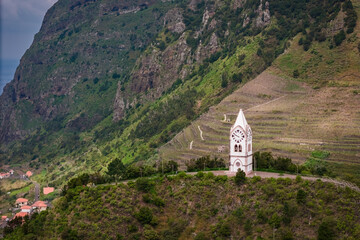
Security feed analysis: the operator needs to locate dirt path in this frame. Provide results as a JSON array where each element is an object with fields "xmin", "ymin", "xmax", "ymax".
[{"xmin": 198, "ymin": 126, "xmax": 204, "ymax": 140}]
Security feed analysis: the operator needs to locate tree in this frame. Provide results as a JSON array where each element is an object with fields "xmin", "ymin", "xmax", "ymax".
[
  {"xmin": 221, "ymin": 77, "xmax": 228, "ymax": 88},
  {"xmin": 107, "ymin": 158, "xmax": 126, "ymax": 182},
  {"xmin": 235, "ymin": 169, "xmax": 246, "ymax": 185}
]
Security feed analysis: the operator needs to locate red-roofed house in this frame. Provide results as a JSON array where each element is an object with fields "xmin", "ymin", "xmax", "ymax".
[
  {"xmin": 1, "ymin": 216, "xmax": 8, "ymax": 221},
  {"xmin": 0, "ymin": 172, "xmax": 10, "ymax": 179},
  {"xmin": 25, "ymin": 171, "xmax": 33, "ymax": 178},
  {"xmin": 9, "ymin": 169, "xmax": 14, "ymax": 175},
  {"xmin": 43, "ymin": 187, "xmax": 55, "ymax": 195},
  {"xmin": 32, "ymin": 201, "xmax": 47, "ymax": 212},
  {"xmin": 15, "ymin": 198, "xmax": 28, "ymax": 207},
  {"xmin": 21, "ymin": 205, "xmax": 32, "ymax": 213},
  {"xmin": 14, "ymin": 212, "xmax": 29, "ymax": 219}
]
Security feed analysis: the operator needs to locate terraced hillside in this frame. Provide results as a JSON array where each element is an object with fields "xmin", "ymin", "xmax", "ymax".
[
  {"xmin": 160, "ymin": 69, "xmax": 360, "ymax": 167},
  {"xmin": 159, "ymin": 1, "xmax": 360, "ymax": 175},
  {"xmin": 159, "ymin": 48, "xmax": 360, "ymax": 176}
]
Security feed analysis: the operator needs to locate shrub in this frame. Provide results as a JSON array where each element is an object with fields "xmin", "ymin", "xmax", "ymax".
[
  {"xmin": 233, "ymin": 207, "xmax": 243, "ymax": 222},
  {"xmin": 136, "ymin": 178, "xmax": 154, "ymax": 193},
  {"xmin": 135, "ymin": 207, "xmax": 153, "ymax": 225},
  {"xmin": 334, "ymin": 30, "xmax": 345, "ymax": 46},
  {"xmin": 195, "ymin": 171, "xmax": 205, "ymax": 178},
  {"xmin": 235, "ymin": 169, "xmax": 246, "ymax": 185},
  {"xmin": 143, "ymin": 228, "xmax": 160, "ymax": 240},
  {"xmin": 296, "ymin": 189, "xmax": 307, "ymax": 204},
  {"xmin": 93, "ymin": 77, "xmax": 99, "ymax": 84},
  {"xmin": 215, "ymin": 175, "xmax": 228, "ymax": 183},
  {"xmin": 318, "ymin": 218, "xmax": 336, "ymax": 240},
  {"xmin": 194, "ymin": 232, "xmax": 207, "ymax": 240},
  {"xmin": 112, "ymin": 72, "xmax": 121, "ymax": 79},
  {"xmin": 244, "ymin": 219, "xmax": 252, "ymax": 235},
  {"xmin": 221, "ymin": 78, "xmax": 228, "ymax": 88},
  {"xmin": 293, "ymin": 70, "xmax": 299, "ymax": 78},
  {"xmin": 268, "ymin": 213, "xmax": 281, "ymax": 229},
  {"xmin": 128, "ymin": 224, "xmax": 138, "ymax": 233},
  {"xmin": 177, "ymin": 172, "xmax": 187, "ymax": 178},
  {"xmin": 251, "ymin": 176, "xmax": 261, "ymax": 183},
  {"xmin": 232, "ymin": 73, "xmax": 243, "ymax": 83},
  {"xmin": 215, "ymin": 222, "xmax": 231, "ymax": 237},
  {"xmin": 205, "ymin": 172, "xmax": 215, "ymax": 179},
  {"xmin": 152, "ymin": 196, "xmax": 165, "ymax": 207}
]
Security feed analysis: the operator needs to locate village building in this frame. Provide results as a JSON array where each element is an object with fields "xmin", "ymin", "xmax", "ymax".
[
  {"xmin": 9, "ymin": 169, "xmax": 14, "ymax": 175},
  {"xmin": 20, "ymin": 205, "xmax": 32, "ymax": 213},
  {"xmin": 25, "ymin": 171, "xmax": 33, "ymax": 178},
  {"xmin": 15, "ymin": 198, "xmax": 28, "ymax": 207},
  {"xmin": 43, "ymin": 187, "xmax": 54, "ymax": 195},
  {"xmin": 14, "ymin": 212, "xmax": 29, "ymax": 220},
  {"xmin": 0, "ymin": 172, "xmax": 10, "ymax": 179},
  {"xmin": 229, "ymin": 109, "xmax": 253, "ymax": 175},
  {"xmin": 32, "ymin": 201, "xmax": 47, "ymax": 212},
  {"xmin": 1, "ymin": 216, "xmax": 8, "ymax": 222}
]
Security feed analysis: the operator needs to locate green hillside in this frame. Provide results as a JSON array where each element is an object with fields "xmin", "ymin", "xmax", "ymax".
[
  {"xmin": 0, "ymin": 0, "xmax": 359, "ymax": 190},
  {"xmin": 3, "ymin": 174, "xmax": 360, "ymax": 239}
]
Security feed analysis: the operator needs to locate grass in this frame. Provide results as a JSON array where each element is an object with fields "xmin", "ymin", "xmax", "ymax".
[{"xmin": 9, "ymin": 183, "xmax": 33, "ymax": 197}]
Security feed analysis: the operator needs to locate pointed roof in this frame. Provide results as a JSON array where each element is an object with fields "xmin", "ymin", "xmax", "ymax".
[{"xmin": 232, "ymin": 109, "xmax": 248, "ymax": 129}]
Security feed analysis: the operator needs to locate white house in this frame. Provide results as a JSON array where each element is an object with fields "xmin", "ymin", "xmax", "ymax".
[
  {"xmin": 229, "ymin": 109, "xmax": 253, "ymax": 175},
  {"xmin": 15, "ymin": 198, "xmax": 28, "ymax": 207},
  {"xmin": 20, "ymin": 205, "xmax": 32, "ymax": 213},
  {"xmin": 32, "ymin": 201, "xmax": 47, "ymax": 212}
]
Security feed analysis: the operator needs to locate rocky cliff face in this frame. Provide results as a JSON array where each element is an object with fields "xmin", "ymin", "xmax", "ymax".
[
  {"xmin": 0, "ymin": 0, "xmax": 166, "ymax": 142},
  {"xmin": 1, "ymin": 0, "xmax": 279, "ymax": 143}
]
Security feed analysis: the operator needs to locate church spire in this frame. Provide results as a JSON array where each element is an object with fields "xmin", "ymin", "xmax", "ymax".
[{"xmin": 232, "ymin": 109, "xmax": 248, "ymax": 129}]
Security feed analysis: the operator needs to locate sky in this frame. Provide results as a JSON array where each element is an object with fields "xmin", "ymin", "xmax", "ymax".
[
  {"xmin": 0, "ymin": 0, "xmax": 57, "ymax": 93},
  {"xmin": 1, "ymin": 0, "xmax": 57, "ymax": 61}
]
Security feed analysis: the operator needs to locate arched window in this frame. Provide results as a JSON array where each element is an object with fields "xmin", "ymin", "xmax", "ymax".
[
  {"xmin": 248, "ymin": 144, "xmax": 251, "ymax": 151},
  {"xmin": 234, "ymin": 145, "xmax": 238, "ymax": 152},
  {"xmin": 239, "ymin": 145, "xmax": 242, "ymax": 152}
]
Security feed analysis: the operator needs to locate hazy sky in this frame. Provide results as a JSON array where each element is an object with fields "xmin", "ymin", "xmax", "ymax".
[{"xmin": 1, "ymin": 0, "xmax": 57, "ymax": 60}]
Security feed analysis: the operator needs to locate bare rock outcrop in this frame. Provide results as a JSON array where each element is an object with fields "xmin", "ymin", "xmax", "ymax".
[
  {"xmin": 164, "ymin": 8, "xmax": 185, "ymax": 33},
  {"xmin": 255, "ymin": 0, "xmax": 271, "ymax": 28}
]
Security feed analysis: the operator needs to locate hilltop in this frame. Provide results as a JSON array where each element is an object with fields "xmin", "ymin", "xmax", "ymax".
[{"xmin": 3, "ymin": 174, "xmax": 360, "ymax": 239}]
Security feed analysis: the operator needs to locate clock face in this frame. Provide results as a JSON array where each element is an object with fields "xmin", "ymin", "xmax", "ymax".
[
  {"xmin": 231, "ymin": 129, "xmax": 245, "ymax": 143},
  {"xmin": 247, "ymin": 128, "xmax": 252, "ymax": 141}
]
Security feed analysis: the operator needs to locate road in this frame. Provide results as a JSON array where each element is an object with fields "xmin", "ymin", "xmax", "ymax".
[
  {"xmin": 195, "ymin": 170, "xmax": 360, "ymax": 192},
  {"xmin": 33, "ymin": 182, "xmax": 40, "ymax": 202}
]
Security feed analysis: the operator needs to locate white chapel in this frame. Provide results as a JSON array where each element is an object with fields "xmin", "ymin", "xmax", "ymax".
[{"xmin": 229, "ymin": 109, "xmax": 253, "ymax": 175}]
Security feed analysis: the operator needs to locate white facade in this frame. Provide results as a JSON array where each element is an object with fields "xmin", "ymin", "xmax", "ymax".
[{"xmin": 229, "ymin": 109, "xmax": 253, "ymax": 175}]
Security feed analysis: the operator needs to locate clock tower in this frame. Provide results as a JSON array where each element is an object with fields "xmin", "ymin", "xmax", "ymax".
[{"xmin": 229, "ymin": 109, "xmax": 253, "ymax": 175}]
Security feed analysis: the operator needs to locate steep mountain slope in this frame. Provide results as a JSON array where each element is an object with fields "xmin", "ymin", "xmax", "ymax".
[
  {"xmin": 0, "ymin": 0, "xmax": 358, "ymax": 188},
  {"xmin": 3, "ymin": 175, "xmax": 360, "ymax": 239},
  {"xmin": 159, "ymin": 0, "xmax": 360, "ymax": 184}
]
